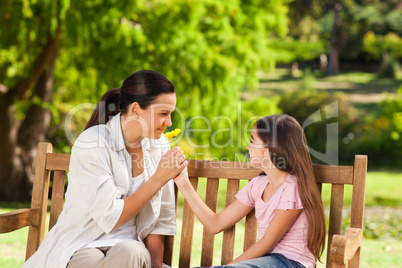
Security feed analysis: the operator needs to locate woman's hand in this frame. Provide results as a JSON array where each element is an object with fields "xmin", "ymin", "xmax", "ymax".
[{"xmin": 154, "ymin": 146, "xmax": 187, "ymax": 185}]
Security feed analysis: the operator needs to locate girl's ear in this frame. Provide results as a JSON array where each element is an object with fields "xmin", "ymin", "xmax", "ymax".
[{"xmin": 264, "ymin": 147, "xmax": 271, "ymax": 158}]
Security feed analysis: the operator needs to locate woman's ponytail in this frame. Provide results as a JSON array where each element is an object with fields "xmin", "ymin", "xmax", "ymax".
[{"xmin": 84, "ymin": 88, "xmax": 121, "ymax": 130}]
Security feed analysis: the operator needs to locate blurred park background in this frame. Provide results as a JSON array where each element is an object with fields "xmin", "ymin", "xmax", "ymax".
[{"xmin": 0, "ymin": 0, "xmax": 401, "ymax": 267}]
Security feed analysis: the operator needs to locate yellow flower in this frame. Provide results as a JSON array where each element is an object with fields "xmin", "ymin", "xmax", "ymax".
[{"xmin": 165, "ymin": 128, "xmax": 181, "ymax": 140}]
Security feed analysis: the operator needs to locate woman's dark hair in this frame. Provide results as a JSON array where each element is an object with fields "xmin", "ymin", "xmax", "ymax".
[
  {"xmin": 254, "ymin": 114, "xmax": 326, "ymax": 261},
  {"xmin": 84, "ymin": 70, "xmax": 175, "ymax": 130}
]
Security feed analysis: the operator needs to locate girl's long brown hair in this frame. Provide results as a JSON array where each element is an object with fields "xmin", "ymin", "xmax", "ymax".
[
  {"xmin": 85, "ymin": 70, "xmax": 175, "ymax": 130},
  {"xmin": 255, "ymin": 114, "xmax": 326, "ymax": 261}
]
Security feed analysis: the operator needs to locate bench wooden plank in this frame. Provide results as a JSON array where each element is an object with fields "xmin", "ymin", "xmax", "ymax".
[
  {"xmin": 49, "ymin": 170, "xmax": 66, "ymax": 230},
  {"xmin": 314, "ymin": 165, "xmax": 353, "ymax": 184},
  {"xmin": 0, "ymin": 209, "xmax": 39, "ymax": 233},
  {"xmin": 163, "ymin": 185, "xmax": 178, "ymax": 266},
  {"xmin": 201, "ymin": 178, "xmax": 219, "ymax": 267},
  {"xmin": 188, "ymin": 160, "xmax": 259, "ymax": 180},
  {"xmin": 243, "ymin": 209, "xmax": 257, "ymax": 251},
  {"xmin": 179, "ymin": 177, "xmax": 198, "ymax": 268},
  {"xmin": 188, "ymin": 160, "xmax": 354, "ymax": 184},
  {"xmin": 46, "ymin": 153, "xmax": 70, "ymax": 171},
  {"xmin": 26, "ymin": 143, "xmax": 53, "ymax": 261},
  {"xmin": 326, "ymin": 184, "xmax": 344, "ymax": 268},
  {"xmin": 221, "ymin": 179, "xmax": 239, "ymax": 265},
  {"xmin": 349, "ymin": 155, "xmax": 368, "ymax": 267},
  {"xmin": 45, "ymin": 156, "xmax": 354, "ymax": 184}
]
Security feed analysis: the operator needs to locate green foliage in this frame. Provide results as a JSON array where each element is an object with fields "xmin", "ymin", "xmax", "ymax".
[
  {"xmin": 363, "ymin": 213, "xmax": 402, "ymax": 240},
  {"xmin": 287, "ymin": 0, "xmax": 402, "ymax": 63},
  {"xmin": 177, "ymin": 95, "xmax": 281, "ymax": 161},
  {"xmin": 0, "ymin": 0, "xmax": 69, "ymax": 88},
  {"xmin": 44, "ymin": 0, "xmax": 291, "ymax": 155},
  {"xmin": 267, "ymin": 38, "xmax": 325, "ymax": 64},
  {"xmin": 378, "ymin": 54, "xmax": 401, "ymax": 79},
  {"xmin": 363, "ymin": 31, "xmax": 402, "ymax": 61},
  {"xmin": 362, "ymin": 31, "xmax": 402, "ymax": 80},
  {"xmin": 355, "ymin": 88, "xmax": 402, "ymax": 168}
]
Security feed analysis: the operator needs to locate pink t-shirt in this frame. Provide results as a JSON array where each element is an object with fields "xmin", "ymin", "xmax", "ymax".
[{"xmin": 235, "ymin": 175, "xmax": 315, "ymax": 268}]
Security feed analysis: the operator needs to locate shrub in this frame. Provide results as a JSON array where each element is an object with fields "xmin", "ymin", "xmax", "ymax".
[{"xmin": 355, "ymin": 88, "xmax": 402, "ymax": 168}]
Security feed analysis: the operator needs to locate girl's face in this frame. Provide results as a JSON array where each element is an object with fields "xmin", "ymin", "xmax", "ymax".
[
  {"xmin": 247, "ymin": 127, "xmax": 271, "ymax": 169},
  {"xmin": 123, "ymin": 93, "xmax": 176, "ymax": 144}
]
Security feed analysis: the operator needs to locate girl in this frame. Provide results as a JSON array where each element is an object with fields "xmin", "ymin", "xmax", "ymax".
[
  {"xmin": 174, "ymin": 114, "xmax": 325, "ymax": 268},
  {"xmin": 24, "ymin": 70, "xmax": 187, "ymax": 268}
]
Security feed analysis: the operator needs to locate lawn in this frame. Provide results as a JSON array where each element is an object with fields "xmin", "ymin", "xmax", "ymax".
[{"xmin": 1, "ymin": 171, "xmax": 401, "ymax": 268}]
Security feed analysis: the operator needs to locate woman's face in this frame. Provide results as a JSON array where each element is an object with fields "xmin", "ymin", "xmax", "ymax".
[
  {"xmin": 247, "ymin": 127, "xmax": 271, "ymax": 169},
  {"xmin": 123, "ymin": 93, "xmax": 176, "ymax": 144}
]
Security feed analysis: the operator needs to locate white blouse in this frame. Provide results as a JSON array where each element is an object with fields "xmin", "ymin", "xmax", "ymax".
[
  {"xmin": 83, "ymin": 173, "xmax": 145, "ymax": 248},
  {"xmin": 23, "ymin": 113, "xmax": 176, "ymax": 268}
]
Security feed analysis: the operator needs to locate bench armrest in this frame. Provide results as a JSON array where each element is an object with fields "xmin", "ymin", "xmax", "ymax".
[
  {"xmin": 0, "ymin": 208, "xmax": 39, "ymax": 233},
  {"xmin": 330, "ymin": 227, "xmax": 363, "ymax": 267}
]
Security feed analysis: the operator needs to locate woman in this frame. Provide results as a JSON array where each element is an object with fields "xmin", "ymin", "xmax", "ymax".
[
  {"xmin": 23, "ymin": 70, "xmax": 187, "ymax": 268},
  {"xmin": 174, "ymin": 115, "xmax": 326, "ymax": 268}
]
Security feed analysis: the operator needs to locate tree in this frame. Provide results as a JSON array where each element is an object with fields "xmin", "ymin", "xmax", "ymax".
[
  {"xmin": 327, "ymin": 0, "xmax": 342, "ymax": 75},
  {"xmin": 0, "ymin": 0, "xmax": 67, "ymax": 201},
  {"xmin": 0, "ymin": 0, "xmax": 290, "ymax": 201},
  {"xmin": 287, "ymin": 0, "xmax": 402, "ymax": 74}
]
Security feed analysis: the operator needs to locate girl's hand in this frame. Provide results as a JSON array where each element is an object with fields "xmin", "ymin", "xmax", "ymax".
[
  {"xmin": 155, "ymin": 146, "xmax": 187, "ymax": 184},
  {"xmin": 173, "ymin": 166, "xmax": 189, "ymax": 188}
]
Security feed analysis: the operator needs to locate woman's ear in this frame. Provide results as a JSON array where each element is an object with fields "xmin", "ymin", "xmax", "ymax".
[{"xmin": 128, "ymin": 102, "xmax": 140, "ymax": 116}]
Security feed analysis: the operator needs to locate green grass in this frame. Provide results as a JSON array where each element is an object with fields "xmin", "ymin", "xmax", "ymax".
[
  {"xmin": 1, "ymin": 171, "xmax": 401, "ymax": 267},
  {"xmin": 320, "ymin": 171, "xmax": 402, "ymax": 207},
  {"xmin": 0, "ymin": 226, "xmax": 26, "ymax": 268}
]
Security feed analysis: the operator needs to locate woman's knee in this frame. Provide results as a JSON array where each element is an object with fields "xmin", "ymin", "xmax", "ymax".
[{"xmin": 110, "ymin": 240, "xmax": 151, "ymax": 262}]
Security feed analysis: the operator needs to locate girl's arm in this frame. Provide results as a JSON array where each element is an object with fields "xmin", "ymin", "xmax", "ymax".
[
  {"xmin": 174, "ymin": 170, "xmax": 253, "ymax": 235},
  {"xmin": 144, "ymin": 234, "xmax": 164, "ymax": 268},
  {"xmin": 228, "ymin": 209, "xmax": 302, "ymax": 264}
]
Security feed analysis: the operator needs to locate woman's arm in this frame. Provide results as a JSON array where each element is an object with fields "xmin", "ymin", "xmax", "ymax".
[
  {"xmin": 112, "ymin": 147, "xmax": 187, "ymax": 232},
  {"xmin": 111, "ymin": 174, "xmax": 167, "ymax": 232},
  {"xmin": 174, "ymin": 170, "xmax": 253, "ymax": 234},
  {"xmin": 144, "ymin": 234, "xmax": 164, "ymax": 268},
  {"xmin": 228, "ymin": 209, "xmax": 302, "ymax": 264}
]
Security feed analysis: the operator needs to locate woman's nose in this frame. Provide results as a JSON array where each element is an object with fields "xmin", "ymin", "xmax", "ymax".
[{"xmin": 165, "ymin": 117, "xmax": 172, "ymax": 126}]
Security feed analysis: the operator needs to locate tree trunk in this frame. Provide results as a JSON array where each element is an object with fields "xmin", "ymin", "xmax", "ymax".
[
  {"xmin": 0, "ymin": 94, "xmax": 29, "ymax": 201},
  {"xmin": 327, "ymin": 0, "xmax": 342, "ymax": 76},
  {"xmin": 0, "ymin": 41, "xmax": 59, "ymax": 202}
]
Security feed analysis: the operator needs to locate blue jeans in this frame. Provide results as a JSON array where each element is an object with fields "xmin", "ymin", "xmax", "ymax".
[{"xmin": 202, "ymin": 253, "xmax": 306, "ymax": 268}]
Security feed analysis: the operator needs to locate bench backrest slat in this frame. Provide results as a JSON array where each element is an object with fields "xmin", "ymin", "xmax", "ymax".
[
  {"xmin": 221, "ymin": 179, "xmax": 240, "ymax": 265},
  {"xmin": 327, "ymin": 184, "xmax": 345, "ymax": 267},
  {"xmin": 178, "ymin": 177, "xmax": 198, "ymax": 268},
  {"xmin": 200, "ymin": 178, "xmax": 219, "ymax": 267},
  {"xmin": 49, "ymin": 170, "xmax": 66, "ymax": 230}
]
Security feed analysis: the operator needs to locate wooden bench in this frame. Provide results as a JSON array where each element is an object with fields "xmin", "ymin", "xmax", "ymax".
[{"xmin": 0, "ymin": 142, "xmax": 367, "ymax": 268}]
